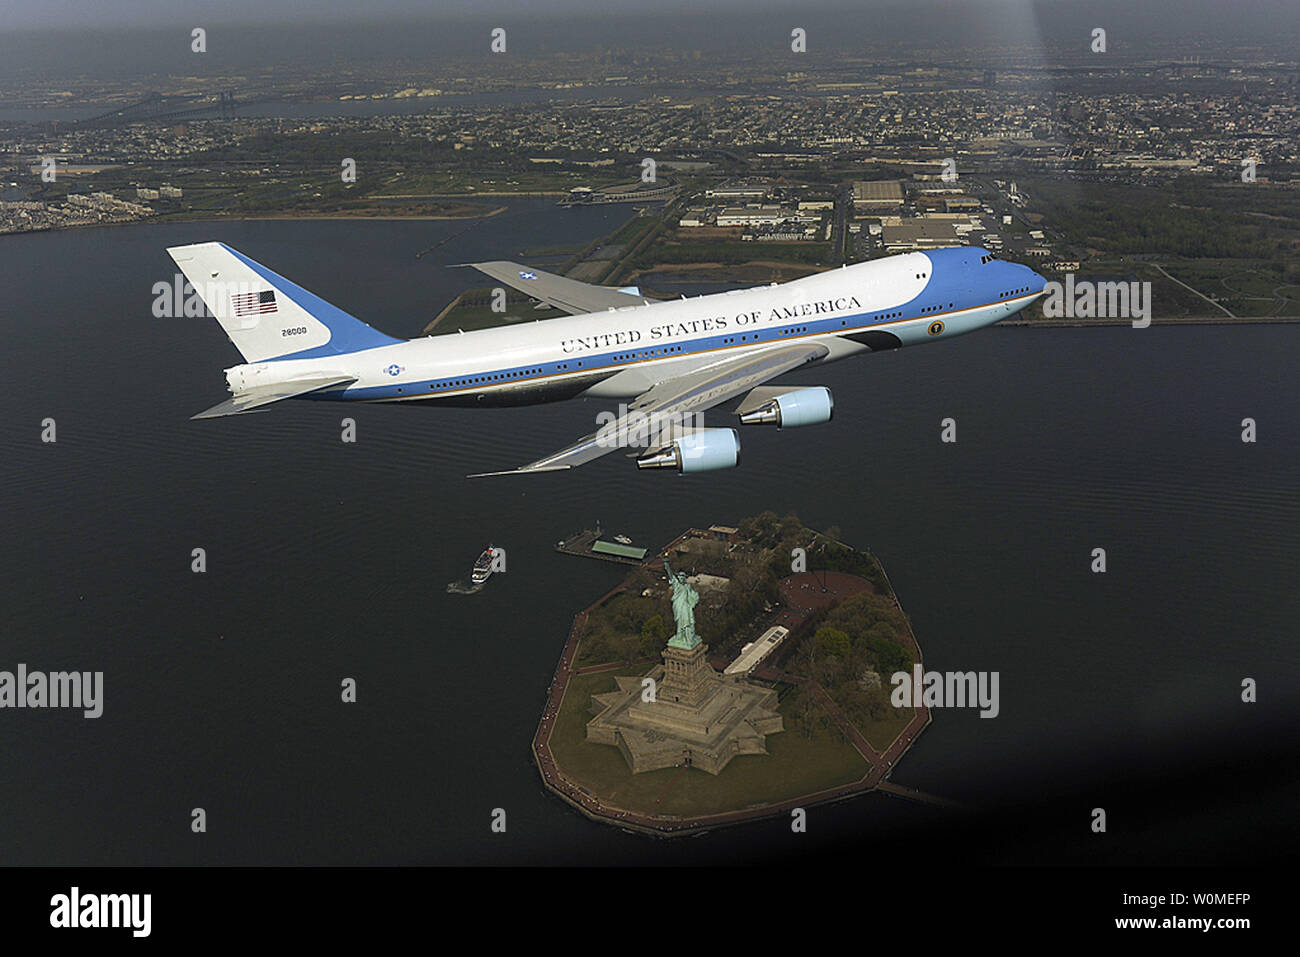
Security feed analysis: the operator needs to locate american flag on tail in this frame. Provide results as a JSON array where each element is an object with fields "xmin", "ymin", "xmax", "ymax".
[{"xmin": 232, "ymin": 289, "xmax": 278, "ymax": 316}]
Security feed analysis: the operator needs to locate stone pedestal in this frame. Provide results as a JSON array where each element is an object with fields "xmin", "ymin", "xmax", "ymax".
[
  {"xmin": 586, "ymin": 641, "xmax": 784, "ymax": 776},
  {"xmin": 660, "ymin": 642, "xmax": 715, "ymax": 709}
]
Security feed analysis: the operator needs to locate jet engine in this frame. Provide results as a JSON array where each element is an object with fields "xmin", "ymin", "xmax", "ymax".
[
  {"xmin": 737, "ymin": 386, "xmax": 834, "ymax": 428},
  {"xmin": 635, "ymin": 428, "xmax": 740, "ymax": 473}
]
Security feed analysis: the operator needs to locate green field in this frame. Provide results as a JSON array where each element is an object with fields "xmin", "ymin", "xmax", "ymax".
[
  {"xmin": 1022, "ymin": 175, "xmax": 1300, "ymax": 263},
  {"xmin": 1020, "ymin": 258, "xmax": 1300, "ymax": 319},
  {"xmin": 1158, "ymin": 261, "xmax": 1300, "ymax": 317},
  {"xmin": 862, "ymin": 706, "xmax": 916, "ymax": 753}
]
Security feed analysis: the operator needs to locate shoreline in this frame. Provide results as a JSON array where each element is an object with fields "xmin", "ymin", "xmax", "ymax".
[
  {"xmin": 1, "ymin": 217, "xmax": 1296, "ymax": 329},
  {"xmin": 172, "ymin": 204, "xmax": 510, "ymax": 223},
  {"xmin": 0, "ymin": 203, "xmax": 513, "ymax": 238}
]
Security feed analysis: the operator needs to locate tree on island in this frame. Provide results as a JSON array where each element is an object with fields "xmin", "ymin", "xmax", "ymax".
[
  {"xmin": 814, "ymin": 626, "xmax": 851, "ymax": 659},
  {"xmin": 639, "ymin": 614, "xmax": 668, "ymax": 656}
]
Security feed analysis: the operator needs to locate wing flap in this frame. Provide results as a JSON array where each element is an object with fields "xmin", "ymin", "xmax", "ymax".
[
  {"xmin": 468, "ymin": 342, "xmax": 828, "ymax": 476},
  {"xmin": 192, "ymin": 373, "xmax": 357, "ymax": 420}
]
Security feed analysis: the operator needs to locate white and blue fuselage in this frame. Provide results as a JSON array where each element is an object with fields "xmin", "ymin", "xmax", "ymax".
[{"xmin": 236, "ymin": 245, "xmax": 1045, "ymax": 409}]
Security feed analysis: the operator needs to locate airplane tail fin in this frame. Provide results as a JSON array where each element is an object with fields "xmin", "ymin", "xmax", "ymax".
[{"xmin": 166, "ymin": 242, "xmax": 401, "ymax": 362}]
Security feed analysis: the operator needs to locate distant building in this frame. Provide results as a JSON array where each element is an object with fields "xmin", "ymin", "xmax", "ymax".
[
  {"xmin": 705, "ymin": 180, "xmax": 770, "ymax": 201},
  {"xmin": 687, "ymin": 573, "xmax": 731, "ymax": 594},
  {"xmin": 717, "ymin": 205, "xmax": 786, "ymax": 227},
  {"xmin": 881, "ymin": 218, "xmax": 961, "ymax": 251},
  {"xmin": 852, "ymin": 179, "xmax": 905, "ymax": 212},
  {"xmin": 592, "ymin": 540, "xmax": 647, "ymax": 561},
  {"xmin": 678, "ymin": 208, "xmax": 709, "ymax": 227}
]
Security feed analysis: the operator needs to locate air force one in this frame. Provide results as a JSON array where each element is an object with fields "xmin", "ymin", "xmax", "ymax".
[{"xmin": 167, "ymin": 242, "xmax": 1046, "ymax": 476}]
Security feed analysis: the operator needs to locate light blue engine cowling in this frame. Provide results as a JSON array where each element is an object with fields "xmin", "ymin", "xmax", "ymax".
[
  {"xmin": 636, "ymin": 428, "xmax": 740, "ymax": 473},
  {"xmin": 739, "ymin": 387, "xmax": 834, "ymax": 429}
]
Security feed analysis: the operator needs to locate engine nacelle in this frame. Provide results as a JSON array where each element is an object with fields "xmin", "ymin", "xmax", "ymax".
[
  {"xmin": 738, "ymin": 386, "xmax": 834, "ymax": 428},
  {"xmin": 636, "ymin": 428, "xmax": 740, "ymax": 473}
]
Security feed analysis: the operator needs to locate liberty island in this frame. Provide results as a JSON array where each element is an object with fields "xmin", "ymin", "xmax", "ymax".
[{"xmin": 532, "ymin": 515, "xmax": 946, "ymax": 835}]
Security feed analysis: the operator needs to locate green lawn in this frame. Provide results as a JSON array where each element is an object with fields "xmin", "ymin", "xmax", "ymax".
[{"xmin": 862, "ymin": 706, "xmax": 917, "ymax": 753}]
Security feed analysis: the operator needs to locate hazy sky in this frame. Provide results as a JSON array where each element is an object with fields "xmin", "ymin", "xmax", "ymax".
[
  {"xmin": 0, "ymin": 0, "xmax": 1293, "ymax": 83},
  {"xmin": 5, "ymin": 0, "xmax": 1298, "ymax": 34}
]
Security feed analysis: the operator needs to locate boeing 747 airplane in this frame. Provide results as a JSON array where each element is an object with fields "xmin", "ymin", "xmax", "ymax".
[{"xmin": 167, "ymin": 242, "xmax": 1046, "ymax": 475}]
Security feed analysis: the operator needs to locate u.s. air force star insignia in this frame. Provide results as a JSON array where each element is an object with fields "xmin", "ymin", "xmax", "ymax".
[
  {"xmin": 519, "ymin": 271, "xmax": 537, "ymax": 280},
  {"xmin": 385, "ymin": 364, "xmax": 404, "ymax": 376},
  {"xmin": 928, "ymin": 320, "xmax": 945, "ymax": 336}
]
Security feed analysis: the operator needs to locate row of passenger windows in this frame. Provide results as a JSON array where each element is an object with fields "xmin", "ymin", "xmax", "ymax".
[
  {"xmin": 432, "ymin": 366, "xmax": 548, "ymax": 391},
  {"xmin": 421, "ymin": 302, "xmax": 961, "ymax": 392},
  {"xmin": 1001, "ymin": 286, "xmax": 1032, "ymax": 297},
  {"xmin": 609, "ymin": 345, "xmax": 684, "ymax": 362}
]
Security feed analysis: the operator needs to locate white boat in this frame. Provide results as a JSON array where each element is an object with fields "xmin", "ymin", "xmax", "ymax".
[{"xmin": 472, "ymin": 545, "xmax": 497, "ymax": 584}]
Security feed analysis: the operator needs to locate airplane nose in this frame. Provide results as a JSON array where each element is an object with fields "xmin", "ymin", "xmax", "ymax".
[{"xmin": 1025, "ymin": 265, "xmax": 1048, "ymax": 294}]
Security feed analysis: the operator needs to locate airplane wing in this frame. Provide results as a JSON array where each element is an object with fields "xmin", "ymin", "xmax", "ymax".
[
  {"xmin": 468, "ymin": 342, "xmax": 829, "ymax": 477},
  {"xmin": 192, "ymin": 373, "xmax": 357, "ymax": 419},
  {"xmin": 463, "ymin": 261, "xmax": 649, "ymax": 315}
]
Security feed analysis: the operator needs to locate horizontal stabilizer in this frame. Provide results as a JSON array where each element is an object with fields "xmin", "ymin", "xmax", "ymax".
[{"xmin": 192, "ymin": 373, "xmax": 357, "ymax": 420}]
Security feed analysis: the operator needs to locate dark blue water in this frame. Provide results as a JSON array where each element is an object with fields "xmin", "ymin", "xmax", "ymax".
[{"xmin": 1, "ymin": 206, "xmax": 1297, "ymax": 865}]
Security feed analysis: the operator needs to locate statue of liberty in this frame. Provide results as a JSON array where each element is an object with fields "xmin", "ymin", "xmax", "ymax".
[{"xmin": 663, "ymin": 557, "xmax": 701, "ymax": 650}]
